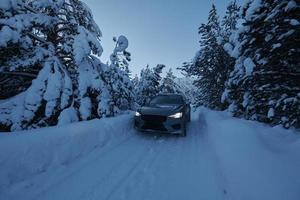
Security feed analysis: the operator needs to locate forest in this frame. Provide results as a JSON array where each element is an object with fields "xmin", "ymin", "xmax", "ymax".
[{"xmin": 0, "ymin": 0, "xmax": 299, "ymax": 131}]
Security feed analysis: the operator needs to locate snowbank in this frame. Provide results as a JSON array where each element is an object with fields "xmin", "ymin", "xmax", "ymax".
[
  {"xmin": 1, "ymin": 107, "xmax": 299, "ymax": 200},
  {"xmin": 0, "ymin": 113, "xmax": 133, "ymax": 191},
  {"xmin": 199, "ymin": 107, "xmax": 300, "ymax": 200}
]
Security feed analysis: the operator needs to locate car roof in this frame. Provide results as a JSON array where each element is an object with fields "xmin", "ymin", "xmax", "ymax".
[
  {"xmin": 156, "ymin": 93, "xmax": 186, "ymax": 100},
  {"xmin": 157, "ymin": 93, "xmax": 181, "ymax": 96}
]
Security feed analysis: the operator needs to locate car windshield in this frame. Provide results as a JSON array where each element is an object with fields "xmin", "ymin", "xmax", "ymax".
[{"xmin": 149, "ymin": 95, "xmax": 183, "ymax": 105}]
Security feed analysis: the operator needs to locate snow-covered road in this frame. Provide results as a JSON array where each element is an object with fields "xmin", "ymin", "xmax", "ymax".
[{"xmin": 1, "ymin": 109, "xmax": 300, "ymax": 200}]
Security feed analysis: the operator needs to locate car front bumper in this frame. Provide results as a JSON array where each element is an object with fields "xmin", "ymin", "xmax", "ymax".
[{"xmin": 134, "ymin": 114, "xmax": 184, "ymax": 134}]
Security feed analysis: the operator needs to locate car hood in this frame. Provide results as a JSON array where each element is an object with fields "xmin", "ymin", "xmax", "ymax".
[{"xmin": 139, "ymin": 104, "xmax": 183, "ymax": 116}]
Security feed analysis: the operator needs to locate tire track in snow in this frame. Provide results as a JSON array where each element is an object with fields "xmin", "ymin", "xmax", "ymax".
[
  {"xmin": 104, "ymin": 136, "xmax": 167, "ymax": 200},
  {"xmin": 76, "ymin": 134, "xmax": 166, "ymax": 200},
  {"xmin": 113, "ymin": 115, "xmax": 212, "ymax": 200},
  {"xmin": 105, "ymin": 135, "xmax": 177, "ymax": 200},
  {"xmin": 109, "ymin": 114, "xmax": 217, "ymax": 200},
  {"xmin": 198, "ymin": 111, "xmax": 235, "ymax": 200}
]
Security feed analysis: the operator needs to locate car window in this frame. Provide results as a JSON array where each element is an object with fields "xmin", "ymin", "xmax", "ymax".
[{"xmin": 149, "ymin": 95, "xmax": 184, "ymax": 105}]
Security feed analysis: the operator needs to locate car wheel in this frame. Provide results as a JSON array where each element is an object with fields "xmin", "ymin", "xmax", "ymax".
[{"xmin": 186, "ymin": 112, "xmax": 191, "ymax": 122}]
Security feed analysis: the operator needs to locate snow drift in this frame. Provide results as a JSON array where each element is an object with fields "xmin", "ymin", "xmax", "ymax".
[
  {"xmin": 0, "ymin": 113, "xmax": 133, "ymax": 192},
  {"xmin": 200, "ymin": 107, "xmax": 300, "ymax": 200}
]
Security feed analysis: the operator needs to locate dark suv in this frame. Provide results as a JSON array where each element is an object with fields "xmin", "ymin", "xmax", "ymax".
[{"xmin": 134, "ymin": 94, "xmax": 191, "ymax": 136}]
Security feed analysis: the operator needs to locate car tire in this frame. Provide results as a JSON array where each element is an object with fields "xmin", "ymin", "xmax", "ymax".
[
  {"xmin": 187, "ymin": 112, "xmax": 191, "ymax": 122},
  {"xmin": 185, "ymin": 113, "xmax": 190, "ymax": 122}
]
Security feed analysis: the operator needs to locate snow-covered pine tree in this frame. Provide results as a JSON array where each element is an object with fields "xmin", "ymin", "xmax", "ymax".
[
  {"xmin": 189, "ymin": 4, "xmax": 232, "ymax": 109},
  {"xmin": 132, "ymin": 74, "xmax": 139, "ymax": 90},
  {"xmin": 136, "ymin": 64, "xmax": 165, "ymax": 105},
  {"xmin": 103, "ymin": 36, "xmax": 135, "ymax": 116},
  {"xmin": 151, "ymin": 64, "xmax": 165, "ymax": 94},
  {"xmin": 177, "ymin": 61, "xmax": 193, "ymax": 77},
  {"xmin": 174, "ymin": 76, "xmax": 198, "ymax": 104},
  {"xmin": 160, "ymin": 68, "xmax": 180, "ymax": 94},
  {"xmin": 222, "ymin": 0, "xmax": 240, "ymax": 42},
  {"xmin": 223, "ymin": 0, "xmax": 300, "ymax": 128},
  {"xmin": 0, "ymin": 0, "xmax": 68, "ymax": 129},
  {"xmin": 0, "ymin": 0, "xmax": 54, "ymax": 99},
  {"xmin": 60, "ymin": 0, "xmax": 105, "ymax": 122},
  {"xmin": 220, "ymin": 0, "xmax": 240, "ymax": 108},
  {"xmin": 110, "ymin": 35, "xmax": 132, "ymax": 76},
  {"xmin": 135, "ymin": 66, "xmax": 151, "ymax": 105},
  {"xmin": 0, "ymin": 0, "xmax": 110, "ymax": 131}
]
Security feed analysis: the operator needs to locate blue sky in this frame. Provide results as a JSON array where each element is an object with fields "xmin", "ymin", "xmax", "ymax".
[{"xmin": 84, "ymin": 0, "xmax": 243, "ymax": 76}]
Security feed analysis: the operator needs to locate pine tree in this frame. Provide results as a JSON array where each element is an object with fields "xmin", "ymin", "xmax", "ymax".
[
  {"xmin": 177, "ymin": 61, "xmax": 193, "ymax": 76},
  {"xmin": 132, "ymin": 74, "xmax": 139, "ymax": 90},
  {"xmin": 110, "ymin": 35, "xmax": 132, "ymax": 76},
  {"xmin": 0, "ymin": 0, "xmax": 129, "ymax": 131},
  {"xmin": 175, "ymin": 76, "xmax": 198, "ymax": 104},
  {"xmin": 220, "ymin": 1, "xmax": 240, "ymax": 108},
  {"xmin": 152, "ymin": 64, "xmax": 165, "ymax": 91},
  {"xmin": 103, "ymin": 36, "xmax": 135, "ymax": 116},
  {"xmin": 136, "ymin": 64, "xmax": 165, "ymax": 105},
  {"xmin": 136, "ymin": 66, "xmax": 151, "ymax": 105},
  {"xmin": 160, "ymin": 68, "xmax": 180, "ymax": 94},
  {"xmin": 189, "ymin": 4, "xmax": 232, "ymax": 109},
  {"xmin": 0, "ymin": 0, "xmax": 55, "ymax": 99},
  {"xmin": 222, "ymin": 0, "xmax": 240, "ymax": 42},
  {"xmin": 223, "ymin": 0, "xmax": 300, "ymax": 128}
]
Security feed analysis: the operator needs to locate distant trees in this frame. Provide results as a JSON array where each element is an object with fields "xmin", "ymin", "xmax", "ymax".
[
  {"xmin": 135, "ymin": 64, "xmax": 165, "ymax": 105},
  {"xmin": 160, "ymin": 68, "xmax": 180, "ymax": 94},
  {"xmin": 180, "ymin": 0, "xmax": 300, "ymax": 128},
  {"xmin": 134, "ymin": 66, "xmax": 196, "ymax": 105},
  {"xmin": 0, "ymin": 0, "xmax": 135, "ymax": 131},
  {"xmin": 134, "ymin": 63, "xmax": 200, "ymax": 107},
  {"xmin": 174, "ymin": 75, "xmax": 198, "ymax": 104},
  {"xmin": 182, "ymin": 4, "xmax": 238, "ymax": 109}
]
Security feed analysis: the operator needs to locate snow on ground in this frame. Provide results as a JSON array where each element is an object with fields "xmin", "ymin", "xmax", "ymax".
[
  {"xmin": 0, "ymin": 108, "xmax": 299, "ymax": 200},
  {"xmin": 0, "ymin": 113, "xmax": 133, "ymax": 195},
  {"xmin": 203, "ymin": 108, "xmax": 300, "ymax": 200}
]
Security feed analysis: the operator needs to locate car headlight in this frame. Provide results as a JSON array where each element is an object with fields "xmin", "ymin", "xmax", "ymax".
[
  {"xmin": 169, "ymin": 112, "xmax": 183, "ymax": 118},
  {"xmin": 135, "ymin": 111, "xmax": 141, "ymax": 116}
]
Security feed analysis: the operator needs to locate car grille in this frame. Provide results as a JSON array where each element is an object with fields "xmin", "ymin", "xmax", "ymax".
[
  {"xmin": 141, "ymin": 115, "xmax": 166, "ymax": 122},
  {"xmin": 141, "ymin": 115, "xmax": 167, "ymax": 131},
  {"xmin": 142, "ymin": 122, "xmax": 167, "ymax": 131}
]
